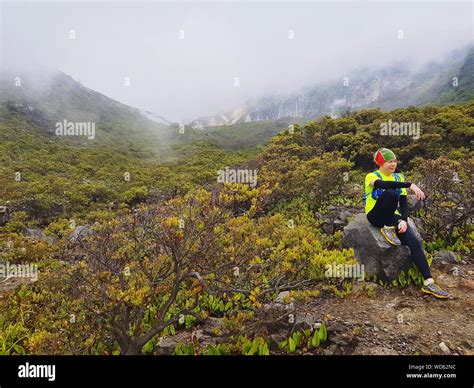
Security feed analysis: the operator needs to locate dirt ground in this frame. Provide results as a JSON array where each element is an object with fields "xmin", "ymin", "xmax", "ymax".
[{"xmin": 302, "ymin": 259, "xmax": 474, "ymax": 355}]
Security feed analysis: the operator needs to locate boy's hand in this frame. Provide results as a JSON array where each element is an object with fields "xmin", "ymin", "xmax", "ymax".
[
  {"xmin": 398, "ymin": 220, "xmax": 408, "ymax": 233},
  {"xmin": 409, "ymin": 183, "xmax": 425, "ymax": 200}
]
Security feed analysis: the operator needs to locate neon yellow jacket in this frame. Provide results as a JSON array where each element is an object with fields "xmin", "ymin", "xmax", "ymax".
[{"xmin": 364, "ymin": 170, "xmax": 407, "ymax": 215}]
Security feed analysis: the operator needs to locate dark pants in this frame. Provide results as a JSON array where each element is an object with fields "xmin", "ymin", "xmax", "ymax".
[{"xmin": 367, "ymin": 189, "xmax": 432, "ymax": 280}]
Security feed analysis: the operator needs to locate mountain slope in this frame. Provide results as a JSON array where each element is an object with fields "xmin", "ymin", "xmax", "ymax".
[
  {"xmin": 0, "ymin": 67, "xmax": 293, "ymax": 157},
  {"xmin": 433, "ymin": 48, "xmax": 474, "ymax": 105},
  {"xmin": 190, "ymin": 47, "xmax": 474, "ymax": 127},
  {"xmin": 0, "ymin": 67, "xmax": 174, "ymax": 156}
]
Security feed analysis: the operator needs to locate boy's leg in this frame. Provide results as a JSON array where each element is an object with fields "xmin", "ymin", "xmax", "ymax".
[
  {"xmin": 396, "ymin": 223, "xmax": 432, "ymax": 279},
  {"xmin": 397, "ymin": 224, "xmax": 449, "ymax": 298},
  {"xmin": 367, "ymin": 189, "xmax": 399, "ymax": 227}
]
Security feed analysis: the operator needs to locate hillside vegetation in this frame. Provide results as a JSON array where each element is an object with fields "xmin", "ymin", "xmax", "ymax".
[{"xmin": 0, "ymin": 99, "xmax": 472, "ymax": 355}]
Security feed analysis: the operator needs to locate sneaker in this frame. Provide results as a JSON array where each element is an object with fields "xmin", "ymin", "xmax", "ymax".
[
  {"xmin": 421, "ymin": 283, "xmax": 450, "ymax": 299},
  {"xmin": 380, "ymin": 226, "xmax": 401, "ymax": 246}
]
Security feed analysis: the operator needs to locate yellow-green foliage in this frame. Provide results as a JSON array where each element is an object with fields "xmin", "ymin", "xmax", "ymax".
[{"xmin": 0, "ymin": 101, "xmax": 472, "ymax": 355}]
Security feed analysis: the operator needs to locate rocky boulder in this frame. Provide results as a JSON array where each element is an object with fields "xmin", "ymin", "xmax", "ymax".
[
  {"xmin": 315, "ymin": 205, "xmax": 359, "ymax": 234},
  {"xmin": 342, "ymin": 213, "xmax": 422, "ymax": 282},
  {"xmin": 23, "ymin": 228, "xmax": 48, "ymax": 242},
  {"xmin": 432, "ymin": 251, "xmax": 459, "ymax": 265},
  {"xmin": 68, "ymin": 226, "xmax": 93, "ymax": 243}
]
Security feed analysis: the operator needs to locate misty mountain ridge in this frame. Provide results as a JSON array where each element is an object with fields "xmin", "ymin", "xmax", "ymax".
[
  {"xmin": 0, "ymin": 66, "xmax": 179, "ymax": 157},
  {"xmin": 0, "ymin": 66, "xmax": 170, "ymax": 131},
  {"xmin": 188, "ymin": 46, "xmax": 474, "ymax": 128},
  {"xmin": 0, "ymin": 66, "xmax": 289, "ymax": 158},
  {"xmin": 1, "ymin": 46, "xmax": 472, "ymax": 150}
]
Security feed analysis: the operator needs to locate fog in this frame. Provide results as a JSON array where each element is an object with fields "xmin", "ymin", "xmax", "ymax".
[{"xmin": 1, "ymin": 1, "xmax": 472, "ymax": 122}]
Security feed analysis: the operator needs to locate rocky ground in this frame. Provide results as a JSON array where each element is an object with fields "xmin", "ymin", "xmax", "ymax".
[{"xmin": 304, "ymin": 259, "xmax": 473, "ymax": 356}]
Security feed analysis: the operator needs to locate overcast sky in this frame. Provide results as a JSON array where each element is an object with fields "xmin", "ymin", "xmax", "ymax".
[{"xmin": 1, "ymin": 1, "xmax": 473, "ymax": 122}]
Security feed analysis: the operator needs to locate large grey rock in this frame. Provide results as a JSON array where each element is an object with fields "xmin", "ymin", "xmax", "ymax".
[
  {"xmin": 23, "ymin": 228, "xmax": 47, "ymax": 241},
  {"xmin": 68, "ymin": 226, "xmax": 93, "ymax": 243},
  {"xmin": 432, "ymin": 251, "xmax": 458, "ymax": 265},
  {"xmin": 342, "ymin": 213, "xmax": 422, "ymax": 282},
  {"xmin": 315, "ymin": 205, "xmax": 359, "ymax": 234}
]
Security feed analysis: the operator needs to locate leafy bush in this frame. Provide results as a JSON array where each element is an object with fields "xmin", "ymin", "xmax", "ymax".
[
  {"xmin": 124, "ymin": 186, "xmax": 149, "ymax": 206},
  {"xmin": 414, "ymin": 157, "xmax": 473, "ymax": 251}
]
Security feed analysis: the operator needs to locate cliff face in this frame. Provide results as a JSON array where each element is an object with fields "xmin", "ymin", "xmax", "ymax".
[{"xmin": 189, "ymin": 47, "xmax": 473, "ymax": 128}]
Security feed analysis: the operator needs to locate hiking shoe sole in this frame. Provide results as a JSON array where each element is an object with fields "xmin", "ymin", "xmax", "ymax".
[
  {"xmin": 380, "ymin": 228, "xmax": 401, "ymax": 246},
  {"xmin": 421, "ymin": 287, "xmax": 449, "ymax": 299}
]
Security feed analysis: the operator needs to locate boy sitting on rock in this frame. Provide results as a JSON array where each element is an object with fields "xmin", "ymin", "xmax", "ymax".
[{"xmin": 364, "ymin": 148, "xmax": 449, "ymax": 299}]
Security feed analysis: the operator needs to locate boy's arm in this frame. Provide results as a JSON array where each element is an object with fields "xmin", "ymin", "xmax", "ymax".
[
  {"xmin": 373, "ymin": 180, "xmax": 412, "ymax": 189},
  {"xmin": 398, "ymin": 173, "xmax": 409, "ymax": 221},
  {"xmin": 399, "ymin": 195, "xmax": 408, "ymax": 221}
]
